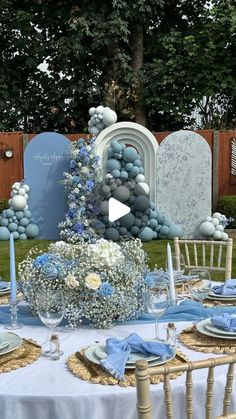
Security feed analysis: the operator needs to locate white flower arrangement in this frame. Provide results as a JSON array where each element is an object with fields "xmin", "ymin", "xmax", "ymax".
[{"xmin": 18, "ymin": 238, "xmax": 147, "ymax": 328}]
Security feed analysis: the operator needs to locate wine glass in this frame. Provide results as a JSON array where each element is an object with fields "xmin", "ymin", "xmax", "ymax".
[
  {"xmin": 166, "ymin": 253, "xmax": 185, "ymax": 282},
  {"xmin": 146, "ymin": 279, "xmax": 169, "ymax": 341},
  {"xmin": 188, "ymin": 268, "xmax": 211, "ymax": 320},
  {"xmin": 36, "ymin": 289, "xmax": 65, "ymax": 360}
]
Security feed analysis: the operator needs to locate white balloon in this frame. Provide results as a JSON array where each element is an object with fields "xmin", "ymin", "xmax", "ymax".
[
  {"xmin": 136, "ymin": 182, "xmax": 150, "ymax": 195},
  {"xmin": 89, "ymin": 107, "xmax": 96, "ymax": 116},
  {"xmin": 102, "ymin": 109, "xmax": 117, "ymax": 126},
  {"xmin": 24, "ymin": 193, "xmax": 29, "ymax": 200},
  {"xmin": 8, "ymin": 199, "xmax": 12, "ymax": 206},
  {"xmin": 18, "ymin": 188, "xmax": 26, "ymax": 196},
  {"xmin": 11, "ymin": 191, "xmax": 17, "ymax": 197},
  {"xmin": 24, "ymin": 204, "xmax": 28, "ymax": 210},
  {"xmin": 211, "ymin": 218, "xmax": 219, "ymax": 226},
  {"xmin": 221, "ymin": 232, "xmax": 229, "ymax": 241},
  {"xmin": 22, "ymin": 184, "xmax": 30, "ymax": 192},
  {"xmin": 212, "ymin": 212, "xmax": 221, "ymax": 220},
  {"xmin": 11, "ymin": 195, "xmax": 27, "ymax": 211},
  {"xmin": 215, "ymin": 225, "xmax": 224, "ymax": 232},
  {"xmin": 135, "ymin": 174, "xmax": 145, "ymax": 183},
  {"xmin": 89, "ymin": 126, "xmax": 100, "ymax": 136},
  {"xmin": 213, "ymin": 231, "xmax": 222, "ymax": 240},
  {"xmin": 205, "ymin": 216, "xmax": 212, "ymax": 222},
  {"xmin": 96, "ymin": 105, "xmax": 104, "ymax": 114},
  {"xmin": 199, "ymin": 221, "xmax": 215, "ymax": 237},
  {"xmin": 12, "ymin": 182, "xmax": 21, "ymax": 189}
]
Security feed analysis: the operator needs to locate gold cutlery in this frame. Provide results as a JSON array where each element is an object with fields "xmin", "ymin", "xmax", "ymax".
[
  {"xmin": 22, "ymin": 338, "xmax": 41, "ymax": 349},
  {"xmin": 0, "ymin": 347, "xmax": 32, "ymax": 367},
  {"xmin": 75, "ymin": 351, "xmax": 99, "ymax": 377}
]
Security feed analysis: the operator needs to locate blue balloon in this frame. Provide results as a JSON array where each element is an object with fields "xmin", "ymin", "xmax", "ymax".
[
  {"xmin": 125, "ymin": 163, "xmax": 133, "ymax": 172},
  {"xmin": 0, "ymin": 227, "xmax": 10, "ymax": 240},
  {"xmin": 111, "ymin": 169, "xmax": 121, "ymax": 178},
  {"xmin": 150, "ymin": 210, "xmax": 157, "ymax": 219},
  {"xmin": 168, "ymin": 224, "xmax": 183, "ymax": 239},
  {"xmin": 5, "ymin": 209, "xmax": 15, "ymax": 218},
  {"xmin": 15, "ymin": 211, "xmax": 24, "ymax": 220},
  {"xmin": 17, "ymin": 226, "xmax": 25, "ymax": 233},
  {"xmin": 120, "ymin": 213, "xmax": 135, "ymax": 228},
  {"xmin": 108, "ymin": 148, "xmax": 113, "ymax": 158},
  {"xmin": 112, "ymin": 142, "xmax": 122, "ymax": 153},
  {"xmin": 105, "ymin": 228, "xmax": 120, "ymax": 241},
  {"xmin": 130, "ymin": 226, "xmax": 139, "ymax": 235},
  {"xmin": 20, "ymin": 218, "xmax": 30, "ymax": 227},
  {"xmin": 149, "ymin": 219, "xmax": 158, "ymax": 228},
  {"xmin": 8, "ymin": 222, "xmax": 18, "ymax": 232},
  {"xmin": 123, "ymin": 147, "xmax": 138, "ymax": 163},
  {"xmin": 129, "ymin": 167, "xmax": 140, "ymax": 177},
  {"xmin": 156, "ymin": 212, "xmax": 165, "ymax": 224},
  {"xmin": 120, "ymin": 171, "xmax": 128, "ymax": 180},
  {"xmin": 119, "ymin": 227, "xmax": 127, "ymax": 235},
  {"xmin": 12, "ymin": 231, "xmax": 20, "ymax": 240},
  {"xmin": 113, "ymin": 186, "xmax": 130, "ymax": 202},
  {"xmin": 0, "ymin": 218, "xmax": 8, "ymax": 227},
  {"xmin": 25, "ymin": 224, "xmax": 39, "ymax": 238},
  {"xmin": 19, "ymin": 233, "xmax": 27, "ymax": 240},
  {"xmin": 133, "ymin": 159, "xmax": 142, "ymax": 167},
  {"xmin": 24, "ymin": 210, "xmax": 32, "ymax": 219},
  {"xmin": 134, "ymin": 196, "xmax": 150, "ymax": 212},
  {"xmin": 107, "ymin": 159, "xmax": 121, "ymax": 172},
  {"xmin": 138, "ymin": 227, "xmax": 154, "ymax": 241},
  {"xmin": 139, "ymin": 167, "xmax": 144, "ymax": 174},
  {"xmin": 160, "ymin": 225, "xmax": 169, "ymax": 236},
  {"xmin": 134, "ymin": 217, "xmax": 142, "ymax": 227}
]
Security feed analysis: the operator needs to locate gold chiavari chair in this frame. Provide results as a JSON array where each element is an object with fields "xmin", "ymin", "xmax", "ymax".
[
  {"xmin": 173, "ymin": 237, "xmax": 233, "ymax": 281},
  {"xmin": 135, "ymin": 354, "xmax": 236, "ymax": 419}
]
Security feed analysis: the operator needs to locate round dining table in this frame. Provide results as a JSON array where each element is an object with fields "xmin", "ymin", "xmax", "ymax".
[{"xmin": 0, "ymin": 308, "xmax": 236, "ymax": 419}]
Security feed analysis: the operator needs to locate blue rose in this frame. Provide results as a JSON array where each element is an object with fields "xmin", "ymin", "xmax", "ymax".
[
  {"xmin": 98, "ymin": 282, "xmax": 114, "ymax": 298},
  {"xmin": 33, "ymin": 253, "xmax": 50, "ymax": 268},
  {"xmin": 42, "ymin": 262, "xmax": 59, "ymax": 279}
]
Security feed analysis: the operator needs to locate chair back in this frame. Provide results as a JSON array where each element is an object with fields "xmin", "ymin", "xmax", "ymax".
[
  {"xmin": 173, "ymin": 237, "xmax": 233, "ymax": 280},
  {"xmin": 135, "ymin": 354, "xmax": 236, "ymax": 419}
]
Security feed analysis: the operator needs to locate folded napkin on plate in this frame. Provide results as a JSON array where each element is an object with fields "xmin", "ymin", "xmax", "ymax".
[
  {"xmin": 211, "ymin": 313, "xmax": 236, "ymax": 331},
  {"xmin": 212, "ymin": 279, "xmax": 236, "ymax": 296},
  {"xmin": 100, "ymin": 332, "xmax": 173, "ymax": 380},
  {"xmin": 177, "ymin": 275, "xmax": 198, "ymax": 282}
]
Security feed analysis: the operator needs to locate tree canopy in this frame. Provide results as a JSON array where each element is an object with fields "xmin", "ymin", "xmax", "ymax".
[{"xmin": 1, "ymin": 0, "xmax": 236, "ymax": 132}]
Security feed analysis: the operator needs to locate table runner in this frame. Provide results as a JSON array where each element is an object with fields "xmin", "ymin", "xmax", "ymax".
[{"xmin": 1, "ymin": 301, "xmax": 236, "ymax": 326}]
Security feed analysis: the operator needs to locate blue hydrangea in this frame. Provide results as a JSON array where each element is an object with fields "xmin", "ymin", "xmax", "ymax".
[
  {"xmin": 79, "ymin": 147, "xmax": 88, "ymax": 156},
  {"xmin": 86, "ymin": 180, "xmax": 94, "ymax": 191},
  {"xmin": 98, "ymin": 282, "xmax": 114, "ymax": 298},
  {"xmin": 66, "ymin": 208, "xmax": 77, "ymax": 219},
  {"xmin": 73, "ymin": 223, "xmax": 84, "ymax": 234},
  {"xmin": 33, "ymin": 253, "xmax": 50, "ymax": 268}
]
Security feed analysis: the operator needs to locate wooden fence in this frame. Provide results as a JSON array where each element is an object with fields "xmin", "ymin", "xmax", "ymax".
[{"xmin": 0, "ymin": 130, "xmax": 236, "ymax": 208}]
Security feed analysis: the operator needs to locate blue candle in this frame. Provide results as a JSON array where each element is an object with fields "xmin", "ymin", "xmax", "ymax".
[{"xmin": 9, "ymin": 233, "xmax": 17, "ymax": 302}]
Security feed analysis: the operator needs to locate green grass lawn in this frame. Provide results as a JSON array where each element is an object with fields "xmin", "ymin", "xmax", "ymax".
[{"xmin": 0, "ymin": 234, "xmax": 235, "ymax": 281}]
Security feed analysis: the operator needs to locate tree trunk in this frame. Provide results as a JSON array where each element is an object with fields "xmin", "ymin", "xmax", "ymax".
[{"xmin": 130, "ymin": 23, "xmax": 146, "ymax": 126}]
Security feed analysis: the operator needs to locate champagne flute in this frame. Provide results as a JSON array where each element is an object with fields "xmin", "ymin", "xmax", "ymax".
[
  {"xmin": 146, "ymin": 280, "xmax": 169, "ymax": 340},
  {"xmin": 36, "ymin": 289, "xmax": 64, "ymax": 360},
  {"xmin": 188, "ymin": 268, "xmax": 211, "ymax": 320}
]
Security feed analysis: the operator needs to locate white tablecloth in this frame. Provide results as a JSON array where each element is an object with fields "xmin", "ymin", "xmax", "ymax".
[{"xmin": 0, "ymin": 320, "xmax": 235, "ymax": 419}]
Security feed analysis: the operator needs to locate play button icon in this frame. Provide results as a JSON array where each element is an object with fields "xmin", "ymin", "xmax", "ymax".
[{"xmin": 108, "ymin": 198, "xmax": 130, "ymax": 222}]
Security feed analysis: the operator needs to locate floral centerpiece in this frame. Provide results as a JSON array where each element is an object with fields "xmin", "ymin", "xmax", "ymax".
[{"xmin": 18, "ymin": 238, "xmax": 147, "ymax": 328}]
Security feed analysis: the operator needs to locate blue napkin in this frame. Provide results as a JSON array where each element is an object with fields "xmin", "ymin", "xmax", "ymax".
[
  {"xmin": 100, "ymin": 332, "xmax": 173, "ymax": 380},
  {"xmin": 211, "ymin": 313, "xmax": 236, "ymax": 331},
  {"xmin": 212, "ymin": 279, "xmax": 236, "ymax": 296}
]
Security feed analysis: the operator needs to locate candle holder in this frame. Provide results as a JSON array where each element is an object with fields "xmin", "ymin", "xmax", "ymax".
[{"xmin": 5, "ymin": 300, "xmax": 23, "ymax": 330}]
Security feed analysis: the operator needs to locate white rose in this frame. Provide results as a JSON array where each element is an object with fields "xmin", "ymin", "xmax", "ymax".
[
  {"xmin": 85, "ymin": 273, "xmax": 101, "ymax": 290},
  {"xmin": 65, "ymin": 274, "xmax": 79, "ymax": 289},
  {"xmin": 86, "ymin": 146, "xmax": 92, "ymax": 152}
]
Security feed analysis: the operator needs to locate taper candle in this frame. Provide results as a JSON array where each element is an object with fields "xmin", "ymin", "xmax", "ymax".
[
  {"xmin": 167, "ymin": 243, "xmax": 176, "ymax": 305},
  {"xmin": 9, "ymin": 233, "xmax": 17, "ymax": 302}
]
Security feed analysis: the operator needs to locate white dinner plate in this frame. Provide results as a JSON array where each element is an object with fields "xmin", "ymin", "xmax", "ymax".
[
  {"xmin": 206, "ymin": 294, "xmax": 236, "ymax": 302},
  {"xmin": 209, "ymin": 290, "xmax": 236, "ymax": 299},
  {"xmin": 0, "ymin": 333, "xmax": 22, "ymax": 356},
  {"xmin": 94, "ymin": 342, "xmax": 159, "ymax": 365},
  {"xmin": 196, "ymin": 319, "xmax": 236, "ymax": 340},
  {"xmin": 0, "ymin": 289, "xmax": 10, "ymax": 296},
  {"xmin": 85, "ymin": 342, "xmax": 176, "ymax": 369},
  {"xmin": 0, "ymin": 340, "xmax": 10, "ymax": 350},
  {"xmin": 205, "ymin": 322, "xmax": 236, "ymax": 336}
]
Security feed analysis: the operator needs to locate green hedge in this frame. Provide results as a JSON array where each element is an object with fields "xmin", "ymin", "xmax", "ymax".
[
  {"xmin": 216, "ymin": 195, "xmax": 236, "ymax": 227},
  {"xmin": 0, "ymin": 199, "xmax": 8, "ymax": 214}
]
